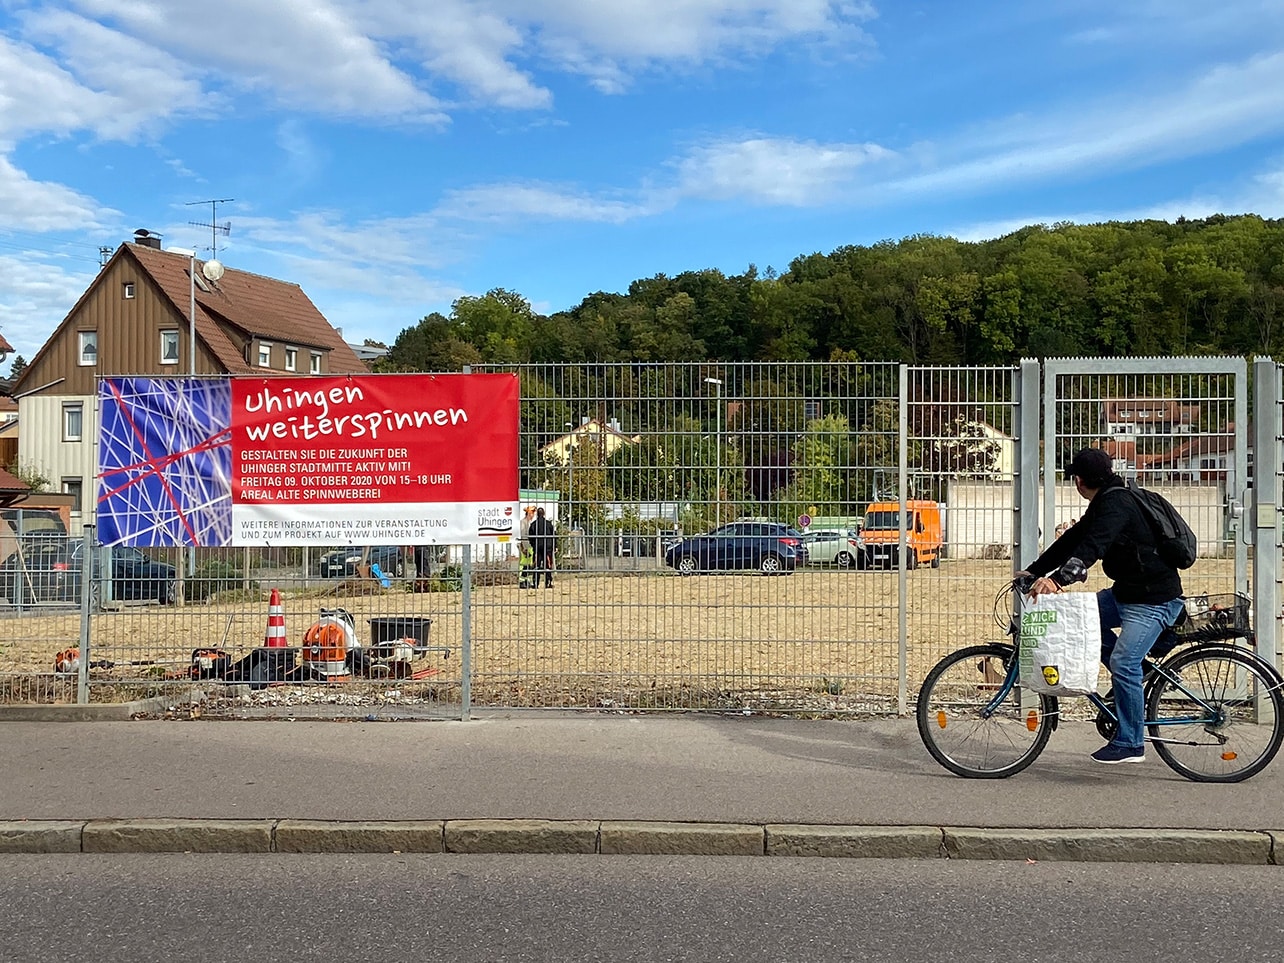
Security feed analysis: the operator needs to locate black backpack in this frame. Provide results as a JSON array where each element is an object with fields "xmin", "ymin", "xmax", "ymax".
[{"xmin": 1115, "ymin": 480, "xmax": 1198, "ymax": 570}]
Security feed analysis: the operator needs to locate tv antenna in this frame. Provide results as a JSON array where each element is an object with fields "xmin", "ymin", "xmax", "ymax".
[{"xmin": 186, "ymin": 197, "xmax": 234, "ymax": 259}]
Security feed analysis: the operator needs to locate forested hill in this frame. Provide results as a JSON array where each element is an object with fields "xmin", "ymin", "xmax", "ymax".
[{"xmin": 377, "ymin": 214, "xmax": 1284, "ymax": 369}]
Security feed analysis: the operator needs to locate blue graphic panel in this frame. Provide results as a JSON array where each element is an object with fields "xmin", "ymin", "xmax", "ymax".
[{"xmin": 97, "ymin": 378, "xmax": 233, "ymax": 546}]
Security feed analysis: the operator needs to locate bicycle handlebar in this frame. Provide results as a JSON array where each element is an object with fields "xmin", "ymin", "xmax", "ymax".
[{"xmin": 1014, "ymin": 557, "xmax": 1088, "ymax": 596}]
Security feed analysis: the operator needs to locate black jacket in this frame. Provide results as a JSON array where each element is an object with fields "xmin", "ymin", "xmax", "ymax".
[
  {"xmin": 1025, "ymin": 475, "xmax": 1182, "ymax": 604},
  {"xmin": 528, "ymin": 517, "xmax": 555, "ymax": 553}
]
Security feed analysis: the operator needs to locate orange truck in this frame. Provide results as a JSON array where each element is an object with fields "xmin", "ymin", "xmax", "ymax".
[{"xmin": 858, "ymin": 499, "xmax": 943, "ymax": 570}]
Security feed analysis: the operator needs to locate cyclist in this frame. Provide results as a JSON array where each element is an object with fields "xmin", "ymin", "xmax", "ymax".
[{"xmin": 1019, "ymin": 447, "xmax": 1186, "ymax": 766}]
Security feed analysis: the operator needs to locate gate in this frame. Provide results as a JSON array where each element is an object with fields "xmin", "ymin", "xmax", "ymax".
[{"xmin": 1041, "ymin": 356, "xmax": 1249, "ymax": 605}]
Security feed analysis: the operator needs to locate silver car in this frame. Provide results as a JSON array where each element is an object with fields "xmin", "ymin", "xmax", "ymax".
[{"xmin": 800, "ymin": 529, "xmax": 861, "ymax": 569}]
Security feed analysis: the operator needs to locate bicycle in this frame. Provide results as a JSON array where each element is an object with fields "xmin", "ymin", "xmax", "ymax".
[{"xmin": 916, "ymin": 562, "xmax": 1284, "ymax": 782}]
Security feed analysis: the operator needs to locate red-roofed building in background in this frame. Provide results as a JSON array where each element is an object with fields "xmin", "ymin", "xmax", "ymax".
[
  {"xmin": 1099, "ymin": 397, "xmax": 1238, "ymax": 489},
  {"xmin": 12, "ymin": 230, "xmax": 368, "ymax": 530}
]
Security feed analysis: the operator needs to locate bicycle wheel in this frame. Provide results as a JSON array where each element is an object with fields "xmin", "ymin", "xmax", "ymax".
[
  {"xmin": 916, "ymin": 643, "xmax": 1056, "ymax": 778},
  {"xmin": 1146, "ymin": 646, "xmax": 1284, "ymax": 783}
]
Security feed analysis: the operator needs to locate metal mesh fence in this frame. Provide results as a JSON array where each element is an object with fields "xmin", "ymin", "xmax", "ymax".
[
  {"xmin": 470, "ymin": 361, "xmax": 1004, "ymax": 712},
  {"xmin": 0, "ymin": 358, "xmax": 1271, "ymax": 713},
  {"xmin": 0, "ymin": 541, "xmax": 461, "ymax": 715}
]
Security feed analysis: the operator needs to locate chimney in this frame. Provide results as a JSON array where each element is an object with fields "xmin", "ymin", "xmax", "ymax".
[{"xmin": 132, "ymin": 229, "xmax": 163, "ymax": 250}]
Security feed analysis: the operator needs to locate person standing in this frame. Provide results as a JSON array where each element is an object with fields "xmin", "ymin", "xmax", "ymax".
[
  {"xmin": 1020, "ymin": 447, "xmax": 1185, "ymax": 766},
  {"xmin": 528, "ymin": 507, "xmax": 556, "ymax": 588}
]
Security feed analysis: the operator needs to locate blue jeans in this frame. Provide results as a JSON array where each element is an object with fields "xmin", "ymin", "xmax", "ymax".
[{"xmin": 1097, "ymin": 588, "xmax": 1186, "ymax": 749}]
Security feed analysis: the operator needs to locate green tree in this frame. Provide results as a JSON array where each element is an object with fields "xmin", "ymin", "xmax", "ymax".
[
  {"xmin": 777, "ymin": 414, "xmax": 856, "ymax": 518},
  {"xmin": 454, "ymin": 289, "xmax": 540, "ymax": 363},
  {"xmin": 379, "ymin": 313, "xmax": 481, "ymax": 372}
]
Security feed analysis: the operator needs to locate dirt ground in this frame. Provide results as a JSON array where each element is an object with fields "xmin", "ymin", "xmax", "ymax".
[{"xmin": 0, "ymin": 558, "xmax": 1245, "ymax": 709}]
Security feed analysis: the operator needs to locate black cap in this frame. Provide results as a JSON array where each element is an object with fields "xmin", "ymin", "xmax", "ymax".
[{"xmin": 1064, "ymin": 447, "xmax": 1113, "ymax": 487}]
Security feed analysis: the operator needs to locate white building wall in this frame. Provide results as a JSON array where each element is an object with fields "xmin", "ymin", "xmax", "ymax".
[
  {"xmin": 18, "ymin": 393, "xmax": 97, "ymax": 529},
  {"xmin": 945, "ymin": 480, "xmax": 1227, "ymax": 560}
]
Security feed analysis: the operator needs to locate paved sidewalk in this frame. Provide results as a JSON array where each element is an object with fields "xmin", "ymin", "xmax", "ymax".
[{"xmin": 2, "ymin": 715, "xmax": 1281, "ymax": 862}]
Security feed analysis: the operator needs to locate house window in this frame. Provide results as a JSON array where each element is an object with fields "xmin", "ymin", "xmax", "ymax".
[
  {"xmin": 160, "ymin": 330, "xmax": 179, "ymax": 365},
  {"xmin": 62, "ymin": 478, "xmax": 83, "ymax": 513},
  {"xmin": 123, "ymin": 282, "xmax": 135, "ymax": 299},
  {"xmin": 285, "ymin": 347, "xmax": 297, "ymax": 372},
  {"xmin": 258, "ymin": 342, "xmax": 272, "ymax": 367},
  {"xmin": 63, "ymin": 403, "xmax": 83, "ymax": 442},
  {"xmin": 78, "ymin": 331, "xmax": 97, "ymax": 366},
  {"xmin": 310, "ymin": 351, "xmax": 322, "ymax": 374}
]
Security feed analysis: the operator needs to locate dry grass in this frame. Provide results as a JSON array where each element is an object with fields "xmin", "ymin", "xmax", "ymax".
[{"xmin": 0, "ymin": 558, "xmax": 1242, "ymax": 709}]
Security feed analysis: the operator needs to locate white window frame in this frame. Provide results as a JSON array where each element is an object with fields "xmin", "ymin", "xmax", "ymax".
[
  {"xmin": 258, "ymin": 341, "xmax": 273, "ymax": 368},
  {"xmin": 78, "ymin": 331, "xmax": 97, "ymax": 366},
  {"xmin": 123, "ymin": 282, "xmax": 135, "ymax": 299},
  {"xmin": 285, "ymin": 346, "xmax": 297, "ymax": 372},
  {"xmin": 160, "ymin": 329, "xmax": 179, "ymax": 365},
  {"xmin": 63, "ymin": 403, "xmax": 83, "ymax": 442},
  {"xmin": 62, "ymin": 477, "xmax": 84, "ymax": 513},
  {"xmin": 309, "ymin": 351, "xmax": 322, "ymax": 374}
]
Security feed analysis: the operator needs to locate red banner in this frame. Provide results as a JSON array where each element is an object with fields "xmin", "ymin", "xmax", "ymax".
[{"xmin": 229, "ymin": 373, "xmax": 519, "ymax": 545}]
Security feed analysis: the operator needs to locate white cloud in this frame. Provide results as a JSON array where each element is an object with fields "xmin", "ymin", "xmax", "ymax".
[
  {"xmin": 436, "ymin": 183, "xmax": 659, "ymax": 224},
  {"xmin": 0, "ymin": 254, "xmax": 97, "ymax": 361},
  {"xmin": 513, "ymin": 0, "xmax": 877, "ymax": 92},
  {"xmin": 0, "ymin": 155, "xmax": 108, "ymax": 230},
  {"xmin": 676, "ymin": 137, "xmax": 895, "ymax": 205},
  {"xmin": 16, "ymin": 9, "xmax": 208, "ymax": 139},
  {"xmin": 855, "ymin": 51, "xmax": 1284, "ymax": 204},
  {"xmin": 0, "ymin": 34, "xmax": 134, "ymax": 141},
  {"xmin": 62, "ymin": 0, "xmax": 445, "ymax": 122},
  {"xmin": 234, "ymin": 211, "xmax": 451, "ymax": 273},
  {"xmin": 360, "ymin": 2, "xmax": 552, "ymax": 110},
  {"xmin": 1064, "ymin": 0, "xmax": 1284, "ymax": 48},
  {"xmin": 7, "ymin": 0, "xmax": 875, "ymax": 131}
]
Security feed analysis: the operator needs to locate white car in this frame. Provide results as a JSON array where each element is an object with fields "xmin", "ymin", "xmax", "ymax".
[{"xmin": 801, "ymin": 529, "xmax": 861, "ymax": 569}]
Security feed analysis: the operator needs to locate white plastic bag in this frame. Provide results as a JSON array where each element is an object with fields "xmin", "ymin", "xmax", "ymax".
[{"xmin": 1018, "ymin": 592, "xmax": 1100, "ymax": 696}]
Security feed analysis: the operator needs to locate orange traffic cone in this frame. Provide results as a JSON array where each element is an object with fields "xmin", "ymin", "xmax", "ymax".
[{"xmin": 264, "ymin": 588, "xmax": 288, "ymax": 648}]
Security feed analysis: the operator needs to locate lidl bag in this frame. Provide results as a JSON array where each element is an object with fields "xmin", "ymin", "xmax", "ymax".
[{"xmin": 1018, "ymin": 592, "xmax": 1100, "ymax": 696}]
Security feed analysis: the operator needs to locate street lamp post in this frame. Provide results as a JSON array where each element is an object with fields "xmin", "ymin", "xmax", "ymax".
[
  {"xmin": 564, "ymin": 422, "xmax": 576, "ymax": 533},
  {"xmin": 704, "ymin": 378, "xmax": 723, "ymax": 526}
]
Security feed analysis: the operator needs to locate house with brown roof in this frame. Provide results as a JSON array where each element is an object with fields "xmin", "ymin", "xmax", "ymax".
[{"xmin": 12, "ymin": 230, "xmax": 367, "ymax": 530}]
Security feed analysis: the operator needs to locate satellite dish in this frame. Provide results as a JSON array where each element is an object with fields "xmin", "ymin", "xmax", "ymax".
[{"xmin": 202, "ymin": 259, "xmax": 225, "ymax": 282}]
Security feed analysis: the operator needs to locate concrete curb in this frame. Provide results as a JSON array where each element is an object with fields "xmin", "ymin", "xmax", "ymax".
[
  {"xmin": 0, "ymin": 819, "xmax": 1278, "ymax": 863},
  {"xmin": 0, "ymin": 695, "xmax": 173, "ymax": 722}
]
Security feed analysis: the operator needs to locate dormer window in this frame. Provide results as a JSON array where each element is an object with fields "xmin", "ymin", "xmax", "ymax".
[
  {"xmin": 123, "ymin": 282, "xmax": 135, "ymax": 299},
  {"xmin": 258, "ymin": 341, "xmax": 272, "ymax": 367},
  {"xmin": 285, "ymin": 347, "xmax": 297, "ymax": 372},
  {"xmin": 78, "ymin": 331, "xmax": 97, "ymax": 366},
  {"xmin": 310, "ymin": 351, "xmax": 322, "ymax": 374}
]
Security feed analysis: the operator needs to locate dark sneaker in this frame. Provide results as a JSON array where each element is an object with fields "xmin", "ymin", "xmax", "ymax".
[{"xmin": 1091, "ymin": 743, "xmax": 1145, "ymax": 765}]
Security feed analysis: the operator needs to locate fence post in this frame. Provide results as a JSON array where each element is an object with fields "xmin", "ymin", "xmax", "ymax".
[
  {"xmin": 76, "ymin": 524, "xmax": 94, "ymax": 705},
  {"xmin": 460, "ymin": 363, "xmax": 474, "ymax": 721},
  {"xmin": 1251, "ymin": 358, "xmax": 1280, "ymax": 669},
  {"xmin": 896, "ymin": 364, "xmax": 908, "ymax": 715},
  {"xmin": 460, "ymin": 545, "xmax": 473, "ymax": 720},
  {"xmin": 1016, "ymin": 360, "xmax": 1041, "ymax": 566}
]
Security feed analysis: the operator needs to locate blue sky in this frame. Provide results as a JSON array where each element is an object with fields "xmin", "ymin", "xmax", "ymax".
[{"xmin": 1, "ymin": 0, "xmax": 1282, "ymax": 369}]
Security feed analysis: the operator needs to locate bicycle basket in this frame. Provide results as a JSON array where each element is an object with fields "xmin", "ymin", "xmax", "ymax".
[{"xmin": 1173, "ymin": 593, "xmax": 1251, "ymax": 642}]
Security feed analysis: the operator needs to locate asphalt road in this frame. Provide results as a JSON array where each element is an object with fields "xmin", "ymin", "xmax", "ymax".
[{"xmin": 4, "ymin": 854, "xmax": 1283, "ymax": 962}]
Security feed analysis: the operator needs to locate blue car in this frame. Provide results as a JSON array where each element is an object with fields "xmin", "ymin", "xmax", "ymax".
[{"xmin": 664, "ymin": 521, "xmax": 806, "ymax": 575}]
